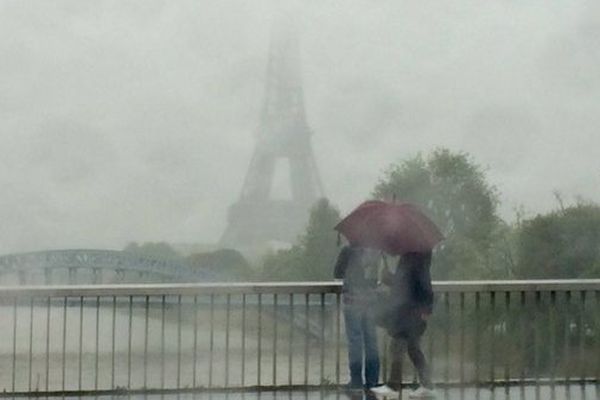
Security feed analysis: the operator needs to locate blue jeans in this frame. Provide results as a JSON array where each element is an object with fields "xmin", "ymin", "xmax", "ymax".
[{"xmin": 343, "ymin": 301, "xmax": 380, "ymax": 388}]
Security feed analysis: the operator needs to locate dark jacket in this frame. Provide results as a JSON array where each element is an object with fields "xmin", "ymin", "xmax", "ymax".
[
  {"xmin": 333, "ymin": 245, "xmax": 377, "ymax": 301},
  {"xmin": 379, "ymin": 252, "xmax": 434, "ymax": 338},
  {"xmin": 384, "ymin": 252, "xmax": 434, "ymax": 314}
]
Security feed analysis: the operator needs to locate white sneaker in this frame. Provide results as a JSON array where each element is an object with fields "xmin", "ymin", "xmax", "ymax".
[
  {"xmin": 408, "ymin": 386, "xmax": 436, "ymax": 398},
  {"xmin": 369, "ymin": 384, "xmax": 399, "ymax": 397}
]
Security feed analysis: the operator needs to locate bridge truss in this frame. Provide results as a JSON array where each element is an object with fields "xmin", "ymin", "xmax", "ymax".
[{"xmin": 0, "ymin": 249, "xmax": 213, "ymax": 285}]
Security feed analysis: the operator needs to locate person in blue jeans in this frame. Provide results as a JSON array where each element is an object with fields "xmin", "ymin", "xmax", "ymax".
[{"xmin": 334, "ymin": 244, "xmax": 380, "ymax": 390}]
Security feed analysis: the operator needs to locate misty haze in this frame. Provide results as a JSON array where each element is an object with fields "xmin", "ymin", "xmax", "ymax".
[
  {"xmin": 0, "ymin": 1, "xmax": 599, "ymax": 400},
  {"xmin": 1, "ymin": 1, "xmax": 599, "ymax": 255}
]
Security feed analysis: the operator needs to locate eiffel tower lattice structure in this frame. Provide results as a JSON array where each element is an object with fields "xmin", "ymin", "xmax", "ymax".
[{"xmin": 220, "ymin": 24, "xmax": 324, "ymax": 249}]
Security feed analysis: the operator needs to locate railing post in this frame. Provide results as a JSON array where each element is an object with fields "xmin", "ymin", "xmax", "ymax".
[
  {"xmin": 320, "ymin": 292, "xmax": 325, "ymax": 386},
  {"xmin": 192, "ymin": 295, "xmax": 198, "ymax": 388},
  {"xmin": 209, "ymin": 293, "xmax": 215, "ymax": 388},
  {"xmin": 111, "ymin": 296, "xmax": 116, "ymax": 390},
  {"xmin": 489, "ymin": 290, "xmax": 496, "ymax": 387},
  {"xmin": 335, "ymin": 292, "xmax": 341, "ymax": 386},
  {"xmin": 289, "ymin": 293, "xmax": 294, "ymax": 386},
  {"xmin": 257, "ymin": 293, "xmax": 262, "ymax": 387},
  {"xmin": 474, "ymin": 291, "xmax": 481, "ymax": 395},
  {"xmin": 241, "ymin": 293, "xmax": 246, "ymax": 387},
  {"xmin": 176, "ymin": 294, "xmax": 182, "ymax": 390},
  {"xmin": 225, "ymin": 293, "xmax": 231, "ymax": 388},
  {"xmin": 45, "ymin": 296, "xmax": 50, "ymax": 392},
  {"xmin": 459, "ymin": 292, "xmax": 465, "ymax": 394},
  {"xmin": 578, "ymin": 290, "xmax": 586, "ymax": 387},
  {"xmin": 503, "ymin": 291, "xmax": 510, "ymax": 390},
  {"xmin": 564, "ymin": 291, "xmax": 572, "ymax": 389},
  {"xmin": 549, "ymin": 290, "xmax": 557, "ymax": 399},
  {"xmin": 12, "ymin": 297, "xmax": 17, "ymax": 393},
  {"xmin": 0, "ymin": 280, "xmax": 598, "ymax": 395},
  {"xmin": 28, "ymin": 297, "xmax": 34, "ymax": 392},
  {"xmin": 94, "ymin": 296, "xmax": 100, "ymax": 391},
  {"xmin": 304, "ymin": 293, "xmax": 309, "ymax": 386},
  {"xmin": 534, "ymin": 290, "xmax": 541, "ymax": 400},
  {"xmin": 143, "ymin": 295, "xmax": 149, "ymax": 389},
  {"xmin": 127, "ymin": 296, "xmax": 133, "ymax": 389},
  {"xmin": 272, "ymin": 293, "xmax": 278, "ymax": 386},
  {"xmin": 78, "ymin": 296, "xmax": 84, "ymax": 391}
]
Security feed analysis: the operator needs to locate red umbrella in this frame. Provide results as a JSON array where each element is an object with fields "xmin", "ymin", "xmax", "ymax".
[{"xmin": 335, "ymin": 200, "xmax": 444, "ymax": 255}]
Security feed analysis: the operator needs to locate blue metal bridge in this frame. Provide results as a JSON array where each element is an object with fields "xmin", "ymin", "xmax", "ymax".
[{"xmin": 0, "ymin": 249, "xmax": 213, "ymax": 285}]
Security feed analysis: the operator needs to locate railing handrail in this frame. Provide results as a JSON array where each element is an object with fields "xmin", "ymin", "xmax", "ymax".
[
  {"xmin": 434, "ymin": 279, "xmax": 600, "ymax": 292},
  {"xmin": 0, "ymin": 279, "xmax": 598, "ymax": 298}
]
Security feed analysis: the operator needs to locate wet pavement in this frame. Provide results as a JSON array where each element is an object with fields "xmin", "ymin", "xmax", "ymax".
[{"xmin": 8, "ymin": 385, "xmax": 599, "ymax": 400}]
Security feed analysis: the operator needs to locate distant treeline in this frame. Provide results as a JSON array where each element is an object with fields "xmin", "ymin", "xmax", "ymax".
[{"xmin": 125, "ymin": 148, "xmax": 600, "ymax": 282}]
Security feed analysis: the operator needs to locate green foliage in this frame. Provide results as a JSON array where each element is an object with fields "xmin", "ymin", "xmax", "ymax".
[
  {"xmin": 261, "ymin": 245, "xmax": 305, "ymax": 281},
  {"xmin": 486, "ymin": 221, "xmax": 520, "ymax": 278},
  {"xmin": 123, "ymin": 241, "xmax": 181, "ymax": 260},
  {"xmin": 373, "ymin": 148, "xmax": 502, "ymax": 279},
  {"xmin": 260, "ymin": 198, "xmax": 341, "ymax": 281},
  {"xmin": 516, "ymin": 202, "xmax": 600, "ymax": 278},
  {"xmin": 187, "ymin": 248, "xmax": 252, "ymax": 281}
]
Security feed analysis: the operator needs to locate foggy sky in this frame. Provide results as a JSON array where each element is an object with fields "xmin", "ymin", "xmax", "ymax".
[{"xmin": 1, "ymin": 0, "xmax": 599, "ymax": 254}]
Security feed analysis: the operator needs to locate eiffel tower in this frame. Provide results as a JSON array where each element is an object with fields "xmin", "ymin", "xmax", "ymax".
[{"xmin": 220, "ymin": 22, "xmax": 324, "ymax": 249}]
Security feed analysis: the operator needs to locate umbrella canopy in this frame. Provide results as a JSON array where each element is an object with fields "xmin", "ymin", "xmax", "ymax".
[{"xmin": 335, "ymin": 200, "xmax": 444, "ymax": 255}]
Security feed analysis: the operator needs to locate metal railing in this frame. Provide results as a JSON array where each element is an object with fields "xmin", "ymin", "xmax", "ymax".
[{"xmin": 0, "ymin": 280, "xmax": 598, "ymax": 395}]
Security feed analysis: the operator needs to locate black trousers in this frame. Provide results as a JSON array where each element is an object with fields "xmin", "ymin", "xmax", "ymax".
[{"xmin": 387, "ymin": 333, "xmax": 432, "ymax": 390}]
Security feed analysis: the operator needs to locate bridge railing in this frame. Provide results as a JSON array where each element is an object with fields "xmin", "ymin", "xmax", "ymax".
[{"xmin": 0, "ymin": 280, "xmax": 598, "ymax": 395}]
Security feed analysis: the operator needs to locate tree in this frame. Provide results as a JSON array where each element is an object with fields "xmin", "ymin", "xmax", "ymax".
[
  {"xmin": 188, "ymin": 249, "xmax": 252, "ymax": 281},
  {"xmin": 123, "ymin": 241, "xmax": 181, "ymax": 260},
  {"xmin": 507, "ymin": 202, "xmax": 600, "ymax": 372},
  {"xmin": 515, "ymin": 202, "xmax": 600, "ymax": 279},
  {"xmin": 372, "ymin": 148, "xmax": 502, "ymax": 279},
  {"xmin": 260, "ymin": 198, "xmax": 342, "ymax": 281}
]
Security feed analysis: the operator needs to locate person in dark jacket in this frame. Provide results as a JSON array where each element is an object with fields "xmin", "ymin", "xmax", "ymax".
[
  {"xmin": 371, "ymin": 251, "xmax": 436, "ymax": 399},
  {"xmin": 334, "ymin": 244, "xmax": 380, "ymax": 390}
]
